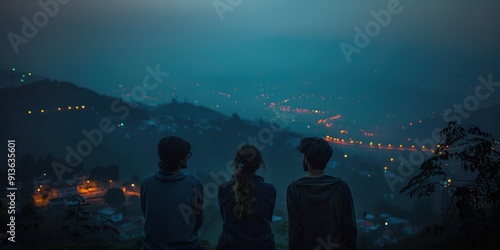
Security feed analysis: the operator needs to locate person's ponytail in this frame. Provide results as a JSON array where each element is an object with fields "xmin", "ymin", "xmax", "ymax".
[{"xmin": 231, "ymin": 144, "xmax": 264, "ymax": 218}]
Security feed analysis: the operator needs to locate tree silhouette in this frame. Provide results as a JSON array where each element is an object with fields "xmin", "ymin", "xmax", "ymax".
[
  {"xmin": 17, "ymin": 202, "xmax": 40, "ymax": 243},
  {"xmin": 400, "ymin": 121, "xmax": 500, "ymax": 246},
  {"xmin": 104, "ymin": 188, "xmax": 126, "ymax": 208},
  {"xmin": 61, "ymin": 194, "xmax": 97, "ymax": 244},
  {"xmin": 89, "ymin": 166, "xmax": 105, "ymax": 182},
  {"xmin": 18, "ymin": 153, "xmax": 36, "ymax": 182},
  {"xmin": 104, "ymin": 164, "xmax": 120, "ymax": 182},
  {"xmin": 62, "ymin": 194, "xmax": 118, "ymax": 245},
  {"xmin": 130, "ymin": 174, "xmax": 141, "ymax": 185}
]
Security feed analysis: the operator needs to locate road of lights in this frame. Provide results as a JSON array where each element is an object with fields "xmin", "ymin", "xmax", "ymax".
[
  {"xmin": 27, "ymin": 105, "xmax": 87, "ymax": 114},
  {"xmin": 324, "ymin": 135, "xmax": 433, "ymax": 153}
]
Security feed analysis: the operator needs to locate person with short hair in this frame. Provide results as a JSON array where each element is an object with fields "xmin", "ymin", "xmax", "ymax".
[
  {"xmin": 141, "ymin": 136, "xmax": 204, "ymax": 250},
  {"xmin": 287, "ymin": 137, "xmax": 357, "ymax": 250},
  {"xmin": 217, "ymin": 144, "xmax": 276, "ymax": 250}
]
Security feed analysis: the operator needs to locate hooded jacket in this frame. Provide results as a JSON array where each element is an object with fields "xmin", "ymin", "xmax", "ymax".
[
  {"xmin": 286, "ymin": 175, "xmax": 357, "ymax": 250},
  {"xmin": 141, "ymin": 170, "xmax": 204, "ymax": 250}
]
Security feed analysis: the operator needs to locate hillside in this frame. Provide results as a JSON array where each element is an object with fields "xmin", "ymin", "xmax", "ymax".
[{"xmin": 0, "ymin": 80, "xmax": 304, "ymax": 200}]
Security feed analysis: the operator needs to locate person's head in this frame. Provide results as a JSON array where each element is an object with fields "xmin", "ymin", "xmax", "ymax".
[
  {"xmin": 297, "ymin": 137, "xmax": 333, "ymax": 171},
  {"xmin": 157, "ymin": 136, "xmax": 192, "ymax": 172},
  {"xmin": 232, "ymin": 144, "xmax": 265, "ymax": 218}
]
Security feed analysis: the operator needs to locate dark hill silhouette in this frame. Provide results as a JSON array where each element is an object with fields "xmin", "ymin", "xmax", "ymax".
[
  {"xmin": 0, "ymin": 79, "xmax": 304, "ymax": 205},
  {"xmin": 150, "ymin": 101, "xmax": 230, "ymax": 121},
  {"xmin": 0, "ymin": 68, "xmax": 47, "ymax": 88}
]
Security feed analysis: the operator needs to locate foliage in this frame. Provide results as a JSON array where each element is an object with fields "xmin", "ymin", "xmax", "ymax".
[
  {"xmin": 400, "ymin": 121, "xmax": 500, "ymax": 240},
  {"xmin": 61, "ymin": 194, "xmax": 119, "ymax": 245},
  {"xmin": 18, "ymin": 202, "xmax": 40, "ymax": 234},
  {"xmin": 89, "ymin": 165, "xmax": 120, "ymax": 187}
]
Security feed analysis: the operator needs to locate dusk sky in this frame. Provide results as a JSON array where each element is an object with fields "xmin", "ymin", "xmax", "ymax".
[{"xmin": 2, "ymin": 0, "xmax": 500, "ymax": 131}]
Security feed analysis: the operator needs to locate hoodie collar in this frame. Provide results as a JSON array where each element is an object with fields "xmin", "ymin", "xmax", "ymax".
[
  {"xmin": 251, "ymin": 174, "xmax": 264, "ymax": 183},
  {"xmin": 154, "ymin": 170, "xmax": 187, "ymax": 181}
]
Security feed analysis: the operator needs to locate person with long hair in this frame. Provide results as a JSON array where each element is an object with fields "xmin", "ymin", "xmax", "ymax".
[
  {"xmin": 141, "ymin": 136, "xmax": 204, "ymax": 250},
  {"xmin": 216, "ymin": 144, "xmax": 276, "ymax": 250}
]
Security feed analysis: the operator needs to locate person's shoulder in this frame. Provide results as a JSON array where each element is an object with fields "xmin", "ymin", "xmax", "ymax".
[
  {"xmin": 141, "ymin": 172, "xmax": 156, "ymax": 183},
  {"xmin": 330, "ymin": 176, "xmax": 348, "ymax": 185},
  {"xmin": 185, "ymin": 173, "xmax": 203, "ymax": 184},
  {"xmin": 286, "ymin": 178, "xmax": 304, "ymax": 193},
  {"xmin": 254, "ymin": 175, "xmax": 275, "ymax": 189},
  {"xmin": 262, "ymin": 181, "xmax": 276, "ymax": 193},
  {"xmin": 185, "ymin": 173, "xmax": 200, "ymax": 180},
  {"xmin": 219, "ymin": 180, "xmax": 232, "ymax": 190},
  {"xmin": 287, "ymin": 176, "xmax": 309, "ymax": 186},
  {"xmin": 331, "ymin": 177, "xmax": 352, "ymax": 190}
]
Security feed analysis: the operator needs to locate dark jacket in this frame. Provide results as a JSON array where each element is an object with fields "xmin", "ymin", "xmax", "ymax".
[
  {"xmin": 286, "ymin": 175, "xmax": 357, "ymax": 250},
  {"xmin": 140, "ymin": 170, "xmax": 204, "ymax": 250},
  {"xmin": 217, "ymin": 175, "xmax": 276, "ymax": 250}
]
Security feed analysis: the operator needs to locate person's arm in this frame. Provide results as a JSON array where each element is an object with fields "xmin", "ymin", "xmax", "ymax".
[
  {"xmin": 268, "ymin": 185, "xmax": 277, "ymax": 221},
  {"xmin": 341, "ymin": 183, "xmax": 357, "ymax": 250},
  {"xmin": 193, "ymin": 181, "xmax": 204, "ymax": 233},
  {"xmin": 218, "ymin": 184, "xmax": 225, "ymax": 219},
  {"xmin": 286, "ymin": 183, "xmax": 301, "ymax": 250},
  {"xmin": 140, "ymin": 180, "xmax": 146, "ymax": 217}
]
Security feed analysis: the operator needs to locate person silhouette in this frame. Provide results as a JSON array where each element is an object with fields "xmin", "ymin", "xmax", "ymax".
[
  {"xmin": 141, "ymin": 136, "xmax": 204, "ymax": 250},
  {"xmin": 216, "ymin": 144, "xmax": 276, "ymax": 250},
  {"xmin": 287, "ymin": 137, "xmax": 357, "ymax": 250}
]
